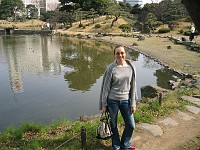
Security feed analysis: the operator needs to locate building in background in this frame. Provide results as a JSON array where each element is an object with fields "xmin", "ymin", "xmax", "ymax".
[
  {"xmin": 124, "ymin": 0, "xmax": 143, "ymax": 6},
  {"xmin": 115, "ymin": 0, "xmax": 163, "ymax": 6},
  {"xmin": 22, "ymin": 0, "xmax": 60, "ymax": 16}
]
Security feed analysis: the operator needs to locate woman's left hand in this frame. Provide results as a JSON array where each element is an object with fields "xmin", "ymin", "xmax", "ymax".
[{"xmin": 131, "ymin": 107, "xmax": 136, "ymax": 114}]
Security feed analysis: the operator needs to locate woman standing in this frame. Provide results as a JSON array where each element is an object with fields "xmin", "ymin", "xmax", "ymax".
[{"xmin": 99, "ymin": 45, "xmax": 137, "ymax": 150}]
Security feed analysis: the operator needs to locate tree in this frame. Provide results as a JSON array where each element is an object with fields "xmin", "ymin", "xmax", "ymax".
[
  {"xmin": 26, "ymin": 4, "xmax": 38, "ymax": 19},
  {"xmin": 59, "ymin": 0, "xmax": 84, "ymax": 12},
  {"xmin": 87, "ymin": 8, "xmax": 98, "ymax": 24},
  {"xmin": 82, "ymin": 0, "xmax": 110, "ymax": 15},
  {"xmin": 59, "ymin": 0, "xmax": 111, "ymax": 15},
  {"xmin": 0, "ymin": 0, "xmax": 25, "ymax": 20},
  {"xmin": 118, "ymin": 2, "xmax": 132, "ymax": 12},
  {"xmin": 130, "ymin": 4, "xmax": 142, "ymax": 15}
]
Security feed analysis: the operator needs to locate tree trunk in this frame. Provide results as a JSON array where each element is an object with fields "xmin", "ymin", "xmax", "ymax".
[
  {"xmin": 182, "ymin": 0, "xmax": 200, "ymax": 32},
  {"xmin": 110, "ymin": 15, "xmax": 119, "ymax": 28}
]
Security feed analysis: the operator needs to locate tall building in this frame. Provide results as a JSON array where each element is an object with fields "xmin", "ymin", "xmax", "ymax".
[{"xmin": 22, "ymin": 0, "xmax": 60, "ymax": 14}]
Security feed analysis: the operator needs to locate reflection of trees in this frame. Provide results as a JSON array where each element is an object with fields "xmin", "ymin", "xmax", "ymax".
[
  {"xmin": 127, "ymin": 50, "xmax": 139, "ymax": 61},
  {"xmin": 60, "ymin": 38, "xmax": 114, "ymax": 91},
  {"xmin": 142, "ymin": 56, "xmax": 160, "ymax": 69}
]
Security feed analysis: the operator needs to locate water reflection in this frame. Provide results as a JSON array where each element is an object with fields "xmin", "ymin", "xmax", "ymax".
[
  {"xmin": 2, "ymin": 35, "xmax": 62, "ymax": 93},
  {"xmin": 60, "ymin": 38, "xmax": 113, "ymax": 91},
  {"xmin": 0, "ymin": 35, "xmax": 181, "ymax": 132}
]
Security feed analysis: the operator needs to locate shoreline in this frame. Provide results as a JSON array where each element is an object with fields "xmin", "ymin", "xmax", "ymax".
[{"xmin": 55, "ymin": 30, "xmax": 200, "ymax": 76}]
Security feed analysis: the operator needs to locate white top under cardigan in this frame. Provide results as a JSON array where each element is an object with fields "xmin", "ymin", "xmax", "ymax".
[{"xmin": 99, "ymin": 59, "xmax": 138, "ymax": 110}]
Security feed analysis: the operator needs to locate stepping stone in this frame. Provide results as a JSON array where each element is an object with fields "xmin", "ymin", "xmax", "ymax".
[
  {"xmin": 177, "ymin": 110, "xmax": 195, "ymax": 120},
  {"xmin": 181, "ymin": 95, "xmax": 200, "ymax": 106},
  {"xmin": 159, "ymin": 117, "xmax": 179, "ymax": 126},
  {"xmin": 186, "ymin": 105, "xmax": 200, "ymax": 114},
  {"xmin": 137, "ymin": 123, "xmax": 163, "ymax": 136}
]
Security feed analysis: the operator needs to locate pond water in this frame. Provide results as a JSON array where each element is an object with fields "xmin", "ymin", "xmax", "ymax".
[{"xmin": 0, "ymin": 35, "xmax": 180, "ymax": 132}]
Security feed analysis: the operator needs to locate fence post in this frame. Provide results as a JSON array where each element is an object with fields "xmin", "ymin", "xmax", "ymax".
[
  {"xmin": 159, "ymin": 93, "xmax": 162, "ymax": 106},
  {"xmin": 81, "ymin": 126, "xmax": 86, "ymax": 150}
]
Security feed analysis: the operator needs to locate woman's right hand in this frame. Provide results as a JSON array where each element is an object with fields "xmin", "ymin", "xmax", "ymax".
[{"xmin": 102, "ymin": 105, "xmax": 107, "ymax": 113}]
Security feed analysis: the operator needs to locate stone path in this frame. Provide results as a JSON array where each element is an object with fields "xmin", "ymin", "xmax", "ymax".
[{"xmin": 131, "ymin": 95, "xmax": 200, "ymax": 150}]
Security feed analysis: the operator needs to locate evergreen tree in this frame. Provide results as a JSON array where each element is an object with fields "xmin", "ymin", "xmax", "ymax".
[{"xmin": 0, "ymin": 0, "xmax": 25, "ymax": 20}]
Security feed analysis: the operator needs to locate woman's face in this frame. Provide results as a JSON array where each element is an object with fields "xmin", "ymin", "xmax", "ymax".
[{"xmin": 115, "ymin": 46, "xmax": 126, "ymax": 62}]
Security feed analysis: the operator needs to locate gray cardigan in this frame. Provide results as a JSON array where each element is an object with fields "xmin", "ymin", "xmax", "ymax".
[{"xmin": 99, "ymin": 59, "xmax": 137, "ymax": 110}]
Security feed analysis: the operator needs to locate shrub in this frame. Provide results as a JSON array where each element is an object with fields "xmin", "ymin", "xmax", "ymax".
[
  {"xmin": 95, "ymin": 24, "xmax": 101, "ymax": 28},
  {"xmin": 118, "ymin": 24, "xmax": 131, "ymax": 32},
  {"xmin": 134, "ymin": 22, "xmax": 142, "ymax": 31},
  {"xmin": 79, "ymin": 23, "xmax": 83, "ymax": 28},
  {"xmin": 158, "ymin": 27, "xmax": 170, "ymax": 33},
  {"xmin": 168, "ymin": 21, "xmax": 179, "ymax": 30},
  {"xmin": 184, "ymin": 31, "xmax": 190, "ymax": 36}
]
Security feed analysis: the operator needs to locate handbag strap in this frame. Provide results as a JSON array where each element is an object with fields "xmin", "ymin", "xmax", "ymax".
[{"xmin": 101, "ymin": 112, "xmax": 110, "ymax": 121}]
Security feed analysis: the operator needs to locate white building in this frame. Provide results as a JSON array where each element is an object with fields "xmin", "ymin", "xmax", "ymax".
[
  {"xmin": 115, "ymin": 0, "xmax": 163, "ymax": 7},
  {"xmin": 22, "ymin": 0, "xmax": 60, "ymax": 12}
]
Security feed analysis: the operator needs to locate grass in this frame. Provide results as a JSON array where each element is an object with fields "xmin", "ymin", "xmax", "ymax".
[
  {"xmin": 0, "ymin": 19, "xmax": 45, "ymax": 30},
  {"xmin": 0, "ymin": 88, "xmax": 199, "ymax": 149},
  {"xmin": 176, "ymin": 135, "xmax": 200, "ymax": 150}
]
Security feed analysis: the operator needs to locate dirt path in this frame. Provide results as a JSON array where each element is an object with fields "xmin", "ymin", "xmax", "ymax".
[{"xmin": 133, "ymin": 109, "xmax": 200, "ymax": 150}]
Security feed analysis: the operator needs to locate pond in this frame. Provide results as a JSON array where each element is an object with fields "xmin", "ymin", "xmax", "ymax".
[{"xmin": 0, "ymin": 35, "xmax": 180, "ymax": 132}]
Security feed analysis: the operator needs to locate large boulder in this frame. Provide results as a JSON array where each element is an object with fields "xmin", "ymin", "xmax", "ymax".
[{"xmin": 141, "ymin": 84, "xmax": 170, "ymax": 98}]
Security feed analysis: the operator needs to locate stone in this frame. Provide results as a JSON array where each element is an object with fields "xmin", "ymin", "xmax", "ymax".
[
  {"xmin": 186, "ymin": 105, "xmax": 200, "ymax": 114},
  {"xmin": 177, "ymin": 110, "xmax": 195, "ymax": 120},
  {"xmin": 181, "ymin": 95, "xmax": 200, "ymax": 106},
  {"xmin": 137, "ymin": 123, "xmax": 163, "ymax": 136},
  {"xmin": 141, "ymin": 84, "xmax": 169, "ymax": 98},
  {"xmin": 159, "ymin": 117, "xmax": 179, "ymax": 126}
]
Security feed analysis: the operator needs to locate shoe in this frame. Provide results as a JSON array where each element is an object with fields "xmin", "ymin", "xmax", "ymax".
[
  {"xmin": 128, "ymin": 145, "xmax": 136, "ymax": 149},
  {"xmin": 121, "ymin": 145, "xmax": 136, "ymax": 149}
]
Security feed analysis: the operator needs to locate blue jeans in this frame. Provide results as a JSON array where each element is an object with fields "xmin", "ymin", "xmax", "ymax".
[{"xmin": 107, "ymin": 99, "xmax": 135, "ymax": 149}]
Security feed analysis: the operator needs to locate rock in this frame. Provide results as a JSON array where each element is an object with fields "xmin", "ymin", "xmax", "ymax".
[
  {"xmin": 177, "ymin": 110, "xmax": 196, "ymax": 120},
  {"xmin": 141, "ymin": 84, "xmax": 169, "ymax": 98},
  {"xmin": 186, "ymin": 105, "xmax": 200, "ymax": 114},
  {"xmin": 132, "ymin": 42, "xmax": 138, "ymax": 46},
  {"xmin": 181, "ymin": 95, "xmax": 200, "ymax": 106},
  {"xmin": 167, "ymin": 45, "xmax": 172, "ymax": 49},
  {"xmin": 159, "ymin": 117, "xmax": 179, "ymax": 126},
  {"xmin": 95, "ymin": 33, "xmax": 103, "ymax": 37},
  {"xmin": 80, "ymin": 115, "xmax": 89, "ymax": 122},
  {"xmin": 137, "ymin": 123, "xmax": 163, "ymax": 136},
  {"xmin": 137, "ymin": 36, "xmax": 145, "ymax": 41}
]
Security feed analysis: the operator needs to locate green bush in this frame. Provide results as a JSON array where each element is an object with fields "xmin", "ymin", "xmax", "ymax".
[
  {"xmin": 79, "ymin": 23, "xmax": 83, "ymax": 28},
  {"xmin": 95, "ymin": 24, "xmax": 101, "ymax": 28},
  {"xmin": 118, "ymin": 24, "xmax": 131, "ymax": 32},
  {"xmin": 158, "ymin": 27, "xmax": 170, "ymax": 33},
  {"xmin": 134, "ymin": 22, "xmax": 142, "ymax": 31},
  {"xmin": 184, "ymin": 31, "xmax": 190, "ymax": 36}
]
